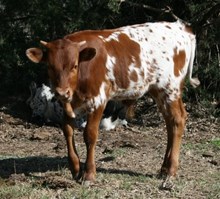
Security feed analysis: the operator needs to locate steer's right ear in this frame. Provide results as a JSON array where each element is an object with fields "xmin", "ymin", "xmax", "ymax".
[{"xmin": 26, "ymin": 48, "xmax": 45, "ymax": 63}]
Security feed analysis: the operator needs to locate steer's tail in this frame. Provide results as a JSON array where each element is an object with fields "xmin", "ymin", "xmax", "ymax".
[{"xmin": 188, "ymin": 35, "xmax": 200, "ymax": 88}]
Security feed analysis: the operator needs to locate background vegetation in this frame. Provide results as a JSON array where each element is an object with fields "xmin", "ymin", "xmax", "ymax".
[{"xmin": 0, "ymin": 0, "xmax": 219, "ymax": 103}]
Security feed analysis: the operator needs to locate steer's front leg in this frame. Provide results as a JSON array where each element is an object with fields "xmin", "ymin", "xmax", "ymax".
[
  {"xmin": 83, "ymin": 105, "xmax": 105, "ymax": 183},
  {"xmin": 63, "ymin": 114, "xmax": 81, "ymax": 180}
]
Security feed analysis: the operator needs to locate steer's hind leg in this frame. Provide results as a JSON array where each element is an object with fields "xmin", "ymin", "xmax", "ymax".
[
  {"xmin": 150, "ymin": 87, "xmax": 187, "ymax": 179},
  {"xmin": 63, "ymin": 114, "xmax": 81, "ymax": 180},
  {"xmin": 83, "ymin": 105, "xmax": 105, "ymax": 183},
  {"xmin": 160, "ymin": 98, "xmax": 187, "ymax": 178}
]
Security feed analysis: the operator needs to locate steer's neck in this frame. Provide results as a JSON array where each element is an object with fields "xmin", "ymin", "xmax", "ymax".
[{"xmin": 71, "ymin": 90, "xmax": 85, "ymax": 109}]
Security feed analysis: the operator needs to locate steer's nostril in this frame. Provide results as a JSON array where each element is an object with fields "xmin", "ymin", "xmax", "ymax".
[
  {"xmin": 66, "ymin": 90, "xmax": 70, "ymax": 97},
  {"xmin": 55, "ymin": 87, "xmax": 64, "ymax": 98},
  {"xmin": 55, "ymin": 87, "xmax": 71, "ymax": 100},
  {"xmin": 64, "ymin": 91, "xmax": 70, "ymax": 99}
]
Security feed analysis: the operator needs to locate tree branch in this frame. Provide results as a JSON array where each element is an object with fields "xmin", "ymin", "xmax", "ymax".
[
  {"xmin": 122, "ymin": 0, "xmax": 163, "ymax": 13},
  {"xmin": 121, "ymin": 0, "xmax": 190, "ymax": 25},
  {"xmin": 216, "ymin": 45, "xmax": 220, "ymax": 68},
  {"xmin": 2, "ymin": 15, "xmax": 36, "ymax": 22},
  {"xmin": 197, "ymin": 3, "xmax": 220, "ymax": 27}
]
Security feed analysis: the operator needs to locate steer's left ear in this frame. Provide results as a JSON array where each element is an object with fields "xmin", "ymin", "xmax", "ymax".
[
  {"xmin": 78, "ymin": 41, "xmax": 96, "ymax": 62},
  {"xmin": 26, "ymin": 48, "xmax": 45, "ymax": 63}
]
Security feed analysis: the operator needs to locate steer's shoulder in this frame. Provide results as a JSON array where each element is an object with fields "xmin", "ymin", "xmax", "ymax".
[{"xmin": 64, "ymin": 29, "xmax": 115, "ymax": 43}]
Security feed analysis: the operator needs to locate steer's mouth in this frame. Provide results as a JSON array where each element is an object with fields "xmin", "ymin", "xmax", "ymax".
[
  {"xmin": 55, "ymin": 87, "xmax": 73, "ymax": 103},
  {"xmin": 57, "ymin": 96, "xmax": 72, "ymax": 103}
]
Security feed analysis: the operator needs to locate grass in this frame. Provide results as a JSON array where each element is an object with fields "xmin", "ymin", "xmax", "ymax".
[
  {"xmin": 0, "ymin": 140, "xmax": 219, "ymax": 199},
  {"xmin": 210, "ymin": 139, "xmax": 220, "ymax": 149},
  {"xmin": 198, "ymin": 172, "xmax": 220, "ymax": 199},
  {"xmin": 0, "ymin": 159, "xmax": 219, "ymax": 199},
  {"xmin": 0, "ymin": 108, "xmax": 219, "ymax": 199},
  {"xmin": 184, "ymin": 138, "xmax": 220, "ymax": 153},
  {"xmin": 0, "ymin": 183, "xmax": 33, "ymax": 199}
]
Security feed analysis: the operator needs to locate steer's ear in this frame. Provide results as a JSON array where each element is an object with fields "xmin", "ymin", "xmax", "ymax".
[
  {"xmin": 26, "ymin": 48, "xmax": 44, "ymax": 63},
  {"xmin": 79, "ymin": 48, "xmax": 96, "ymax": 62},
  {"xmin": 78, "ymin": 41, "xmax": 96, "ymax": 62}
]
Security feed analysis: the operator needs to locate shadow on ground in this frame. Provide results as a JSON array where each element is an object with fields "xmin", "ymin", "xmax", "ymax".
[
  {"xmin": 0, "ymin": 156, "xmax": 68, "ymax": 178},
  {"xmin": 0, "ymin": 156, "xmax": 155, "ymax": 181}
]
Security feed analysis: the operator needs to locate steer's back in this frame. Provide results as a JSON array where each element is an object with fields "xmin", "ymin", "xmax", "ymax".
[
  {"xmin": 103, "ymin": 21, "xmax": 195, "ymax": 101},
  {"xmin": 66, "ymin": 21, "xmax": 196, "ymax": 107}
]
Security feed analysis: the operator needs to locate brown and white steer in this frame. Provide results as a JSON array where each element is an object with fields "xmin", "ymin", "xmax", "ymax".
[{"xmin": 26, "ymin": 21, "xmax": 200, "ymax": 184}]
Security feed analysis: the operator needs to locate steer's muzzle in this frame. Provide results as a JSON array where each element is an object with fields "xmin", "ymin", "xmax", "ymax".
[{"xmin": 55, "ymin": 87, "xmax": 72, "ymax": 102}]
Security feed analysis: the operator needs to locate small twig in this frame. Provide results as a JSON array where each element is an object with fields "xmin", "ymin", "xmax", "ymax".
[
  {"xmin": 121, "ymin": 0, "xmax": 162, "ymax": 13},
  {"xmin": 3, "ymin": 15, "xmax": 36, "ymax": 22},
  {"xmin": 164, "ymin": 6, "xmax": 191, "ymax": 25},
  {"xmin": 216, "ymin": 45, "xmax": 220, "ymax": 68},
  {"xmin": 197, "ymin": 3, "xmax": 220, "ymax": 28}
]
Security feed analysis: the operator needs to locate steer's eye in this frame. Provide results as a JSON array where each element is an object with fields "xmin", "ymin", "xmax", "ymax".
[{"xmin": 71, "ymin": 64, "xmax": 77, "ymax": 71}]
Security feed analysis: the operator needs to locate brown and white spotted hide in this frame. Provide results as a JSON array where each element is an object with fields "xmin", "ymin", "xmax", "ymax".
[
  {"xmin": 26, "ymin": 20, "xmax": 200, "ymax": 185},
  {"xmin": 27, "ymin": 82, "xmax": 127, "ymax": 129}
]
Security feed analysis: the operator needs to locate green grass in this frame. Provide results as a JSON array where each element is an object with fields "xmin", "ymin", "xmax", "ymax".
[
  {"xmin": 184, "ymin": 138, "xmax": 220, "ymax": 152},
  {"xmin": 210, "ymin": 139, "xmax": 220, "ymax": 149},
  {"xmin": 198, "ymin": 172, "xmax": 220, "ymax": 199},
  {"xmin": 0, "ymin": 183, "xmax": 33, "ymax": 199},
  {"xmin": 0, "ymin": 166, "xmax": 219, "ymax": 199}
]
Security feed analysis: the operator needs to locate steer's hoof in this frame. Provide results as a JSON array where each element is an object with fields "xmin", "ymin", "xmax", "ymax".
[
  {"xmin": 71, "ymin": 168, "xmax": 83, "ymax": 182},
  {"xmin": 81, "ymin": 176, "xmax": 95, "ymax": 186},
  {"xmin": 72, "ymin": 172, "xmax": 82, "ymax": 182},
  {"xmin": 82, "ymin": 180, "xmax": 95, "ymax": 187},
  {"xmin": 160, "ymin": 176, "xmax": 175, "ymax": 191},
  {"xmin": 81, "ymin": 172, "xmax": 96, "ymax": 186},
  {"xmin": 72, "ymin": 163, "xmax": 86, "ymax": 182}
]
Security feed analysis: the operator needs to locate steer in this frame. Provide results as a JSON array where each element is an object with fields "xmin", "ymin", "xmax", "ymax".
[{"xmin": 26, "ymin": 21, "xmax": 199, "ymax": 185}]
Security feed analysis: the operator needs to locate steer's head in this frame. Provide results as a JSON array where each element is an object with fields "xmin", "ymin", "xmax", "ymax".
[{"xmin": 26, "ymin": 39, "xmax": 95, "ymax": 103}]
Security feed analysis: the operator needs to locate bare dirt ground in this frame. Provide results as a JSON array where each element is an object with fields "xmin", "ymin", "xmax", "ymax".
[{"xmin": 0, "ymin": 95, "xmax": 219, "ymax": 199}]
